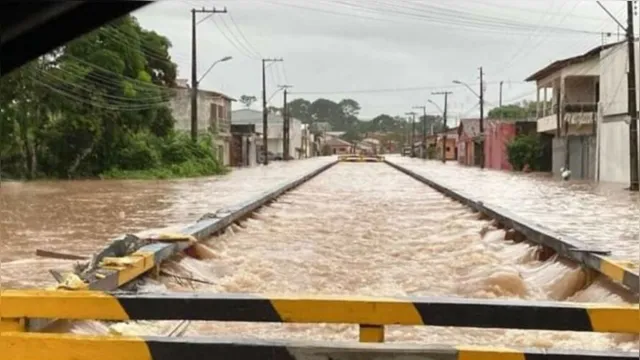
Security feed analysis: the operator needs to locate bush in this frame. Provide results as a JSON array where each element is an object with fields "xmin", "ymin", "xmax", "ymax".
[
  {"xmin": 115, "ymin": 131, "xmax": 161, "ymax": 170},
  {"xmin": 506, "ymin": 135, "xmax": 542, "ymax": 171},
  {"xmin": 102, "ymin": 132, "xmax": 227, "ymax": 180}
]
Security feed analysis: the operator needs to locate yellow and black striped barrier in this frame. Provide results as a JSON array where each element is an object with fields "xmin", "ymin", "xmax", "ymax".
[
  {"xmin": 1, "ymin": 332, "xmax": 635, "ymax": 360},
  {"xmin": 3, "ymin": 291, "xmax": 638, "ymax": 336},
  {"xmin": 338, "ymin": 155, "xmax": 385, "ymax": 162}
]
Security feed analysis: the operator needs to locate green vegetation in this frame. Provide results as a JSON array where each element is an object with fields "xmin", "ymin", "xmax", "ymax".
[
  {"xmin": 265, "ymin": 97, "xmax": 446, "ymax": 143},
  {"xmin": 506, "ymin": 134, "xmax": 543, "ymax": 171},
  {"xmin": 0, "ymin": 15, "xmax": 225, "ymax": 181}
]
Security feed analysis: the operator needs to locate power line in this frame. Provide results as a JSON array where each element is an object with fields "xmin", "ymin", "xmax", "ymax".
[{"xmin": 292, "ymin": 81, "xmax": 522, "ymax": 95}]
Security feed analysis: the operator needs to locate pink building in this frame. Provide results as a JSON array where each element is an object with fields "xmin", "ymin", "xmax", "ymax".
[{"xmin": 484, "ymin": 120, "xmax": 516, "ymax": 171}]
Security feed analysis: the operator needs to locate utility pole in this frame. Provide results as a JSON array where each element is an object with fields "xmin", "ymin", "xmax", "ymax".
[
  {"xmin": 279, "ymin": 84, "xmax": 293, "ymax": 161},
  {"xmin": 432, "ymin": 91, "xmax": 452, "ymax": 163},
  {"xmin": 405, "ymin": 112, "xmax": 417, "ymax": 157},
  {"xmin": 499, "ymin": 80, "xmax": 504, "ymax": 107},
  {"xmin": 191, "ymin": 6, "xmax": 227, "ymax": 142},
  {"xmin": 479, "ymin": 66, "xmax": 485, "ymax": 169},
  {"xmin": 262, "ymin": 58, "xmax": 283, "ymax": 165},
  {"xmin": 628, "ymin": 1, "xmax": 639, "ymax": 191},
  {"xmin": 413, "ymin": 106, "xmax": 427, "ymax": 159}
]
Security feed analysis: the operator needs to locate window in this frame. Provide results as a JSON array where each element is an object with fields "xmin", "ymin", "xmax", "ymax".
[
  {"xmin": 446, "ymin": 147, "xmax": 451, "ymax": 152},
  {"xmin": 339, "ymin": 147, "xmax": 346, "ymax": 152},
  {"xmin": 210, "ymin": 104, "xmax": 219, "ymax": 132},
  {"xmin": 332, "ymin": 148, "xmax": 337, "ymax": 154}
]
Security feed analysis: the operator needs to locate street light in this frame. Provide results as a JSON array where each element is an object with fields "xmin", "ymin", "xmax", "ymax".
[
  {"xmin": 427, "ymin": 99, "xmax": 443, "ymax": 114},
  {"xmin": 452, "ymin": 80, "xmax": 480, "ymax": 99},
  {"xmin": 198, "ymin": 56, "xmax": 232, "ymax": 84}
]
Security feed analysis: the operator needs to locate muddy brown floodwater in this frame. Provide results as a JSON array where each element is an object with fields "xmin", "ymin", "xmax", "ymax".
[
  {"xmin": 97, "ymin": 163, "xmax": 635, "ymax": 352},
  {"xmin": 2, "ymin": 160, "xmax": 637, "ymax": 352},
  {"xmin": 0, "ymin": 158, "xmax": 334, "ymax": 287}
]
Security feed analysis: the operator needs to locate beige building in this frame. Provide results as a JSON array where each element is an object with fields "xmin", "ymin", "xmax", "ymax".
[{"xmin": 169, "ymin": 81, "xmax": 235, "ymax": 166}]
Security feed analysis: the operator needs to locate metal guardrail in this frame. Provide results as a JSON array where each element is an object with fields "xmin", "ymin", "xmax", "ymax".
[
  {"xmin": 338, "ymin": 155, "xmax": 385, "ymax": 162},
  {"xmin": 2, "ymin": 332, "xmax": 636, "ymax": 360},
  {"xmin": 385, "ymin": 160, "xmax": 640, "ymax": 295},
  {"xmin": 23, "ymin": 160, "xmax": 339, "ymax": 332}
]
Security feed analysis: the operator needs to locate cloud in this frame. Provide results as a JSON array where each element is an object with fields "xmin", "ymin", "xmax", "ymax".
[{"xmin": 133, "ymin": 0, "xmax": 625, "ymax": 118}]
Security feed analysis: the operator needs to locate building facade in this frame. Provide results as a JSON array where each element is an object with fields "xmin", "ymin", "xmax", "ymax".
[
  {"xmin": 169, "ymin": 83, "xmax": 235, "ymax": 166},
  {"xmin": 231, "ymin": 109, "xmax": 303, "ymax": 161},
  {"xmin": 526, "ymin": 40, "xmax": 640, "ymax": 183}
]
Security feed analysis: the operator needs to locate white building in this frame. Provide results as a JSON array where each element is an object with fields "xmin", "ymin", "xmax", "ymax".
[
  {"xmin": 526, "ymin": 41, "xmax": 640, "ymax": 184},
  {"xmin": 598, "ymin": 41, "xmax": 640, "ymax": 184},
  {"xmin": 231, "ymin": 109, "xmax": 303, "ymax": 160}
]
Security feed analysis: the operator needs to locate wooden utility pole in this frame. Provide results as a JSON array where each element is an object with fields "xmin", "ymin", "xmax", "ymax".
[
  {"xmin": 432, "ymin": 91, "xmax": 452, "ymax": 163},
  {"xmin": 413, "ymin": 105, "xmax": 427, "ymax": 159},
  {"xmin": 405, "ymin": 112, "xmax": 417, "ymax": 157},
  {"xmin": 479, "ymin": 66, "xmax": 485, "ymax": 169},
  {"xmin": 627, "ymin": 0, "xmax": 639, "ymax": 191},
  {"xmin": 499, "ymin": 80, "xmax": 504, "ymax": 107},
  {"xmin": 280, "ymin": 85, "xmax": 293, "ymax": 161},
  {"xmin": 191, "ymin": 7, "xmax": 227, "ymax": 142},
  {"xmin": 261, "ymin": 58, "xmax": 283, "ymax": 165}
]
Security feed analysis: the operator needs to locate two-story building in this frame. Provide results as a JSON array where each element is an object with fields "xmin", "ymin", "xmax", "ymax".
[
  {"xmin": 598, "ymin": 41, "xmax": 640, "ymax": 184},
  {"xmin": 169, "ymin": 80, "xmax": 235, "ymax": 166},
  {"xmin": 526, "ymin": 40, "xmax": 640, "ymax": 183},
  {"xmin": 525, "ymin": 42, "xmax": 610, "ymax": 180},
  {"xmin": 231, "ymin": 109, "xmax": 304, "ymax": 161}
]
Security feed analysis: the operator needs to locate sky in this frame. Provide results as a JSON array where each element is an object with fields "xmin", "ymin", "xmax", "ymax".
[{"xmin": 133, "ymin": 0, "xmax": 630, "ymax": 123}]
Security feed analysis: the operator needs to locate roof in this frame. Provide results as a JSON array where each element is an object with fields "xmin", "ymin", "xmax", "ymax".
[
  {"xmin": 525, "ymin": 41, "xmax": 623, "ymax": 82},
  {"xmin": 174, "ymin": 82, "xmax": 236, "ymax": 101},
  {"xmin": 325, "ymin": 138, "xmax": 352, "ymax": 147},
  {"xmin": 231, "ymin": 109, "xmax": 301, "ymax": 125},
  {"xmin": 458, "ymin": 118, "xmax": 481, "ymax": 138}
]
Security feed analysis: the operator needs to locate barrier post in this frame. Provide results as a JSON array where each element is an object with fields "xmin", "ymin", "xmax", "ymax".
[{"xmin": 359, "ymin": 324, "xmax": 384, "ymax": 343}]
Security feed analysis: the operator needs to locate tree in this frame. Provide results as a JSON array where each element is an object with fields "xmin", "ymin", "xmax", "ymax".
[
  {"xmin": 0, "ymin": 15, "xmax": 225, "ymax": 180},
  {"xmin": 488, "ymin": 100, "xmax": 540, "ymax": 119},
  {"xmin": 239, "ymin": 95, "xmax": 257, "ymax": 108}
]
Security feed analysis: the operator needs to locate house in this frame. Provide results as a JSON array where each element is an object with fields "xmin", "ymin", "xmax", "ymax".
[
  {"xmin": 484, "ymin": 119, "xmax": 539, "ymax": 171},
  {"xmin": 360, "ymin": 138, "xmax": 381, "ymax": 154},
  {"xmin": 300, "ymin": 124, "xmax": 314, "ymax": 158},
  {"xmin": 169, "ymin": 81, "xmax": 235, "ymax": 166},
  {"xmin": 597, "ymin": 41, "xmax": 640, "ymax": 184},
  {"xmin": 324, "ymin": 138, "xmax": 352, "ymax": 155},
  {"xmin": 525, "ymin": 43, "xmax": 615, "ymax": 179},
  {"xmin": 436, "ymin": 128, "xmax": 458, "ymax": 161},
  {"xmin": 458, "ymin": 119, "xmax": 482, "ymax": 166},
  {"xmin": 231, "ymin": 109, "xmax": 303, "ymax": 160},
  {"xmin": 230, "ymin": 124, "xmax": 257, "ymax": 167}
]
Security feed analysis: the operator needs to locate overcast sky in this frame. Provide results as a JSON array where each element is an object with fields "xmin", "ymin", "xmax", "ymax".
[{"xmin": 133, "ymin": 0, "xmax": 629, "ymax": 122}]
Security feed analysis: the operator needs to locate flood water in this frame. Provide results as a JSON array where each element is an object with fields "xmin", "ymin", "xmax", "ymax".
[
  {"xmin": 1, "ymin": 159, "xmax": 638, "ymax": 352},
  {"xmin": 387, "ymin": 156, "xmax": 640, "ymax": 261},
  {"xmin": 0, "ymin": 157, "xmax": 334, "ymax": 287}
]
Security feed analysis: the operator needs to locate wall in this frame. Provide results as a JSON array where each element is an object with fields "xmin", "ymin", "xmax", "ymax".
[
  {"xmin": 485, "ymin": 122, "xmax": 515, "ymax": 170},
  {"xmin": 563, "ymin": 76, "xmax": 597, "ymax": 104},
  {"xmin": 552, "ymin": 135, "xmax": 596, "ymax": 179},
  {"xmin": 599, "ymin": 42, "xmax": 640, "ymax": 117},
  {"xmin": 170, "ymin": 88, "xmax": 229, "ymax": 134},
  {"xmin": 598, "ymin": 116, "xmax": 631, "ymax": 183},
  {"xmin": 457, "ymin": 139, "xmax": 474, "ymax": 165}
]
